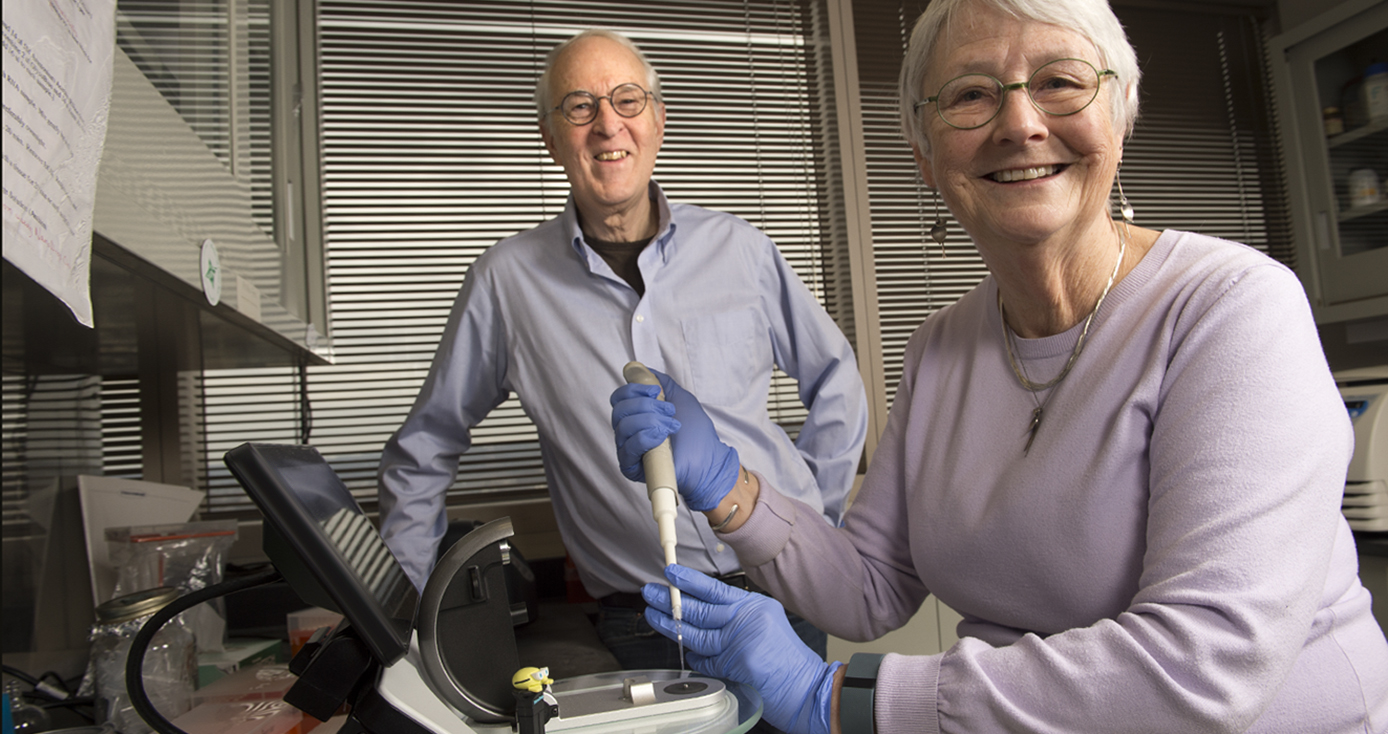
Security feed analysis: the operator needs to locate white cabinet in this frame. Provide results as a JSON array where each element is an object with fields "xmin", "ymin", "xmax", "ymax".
[
  {"xmin": 1271, "ymin": 0, "xmax": 1388, "ymax": 322},
  {"xmin": 94, "ymin": 1, "xmax": 330, "ymax": 362}
]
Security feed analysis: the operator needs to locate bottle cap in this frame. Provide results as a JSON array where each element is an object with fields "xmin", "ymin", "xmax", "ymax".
[
  {"xmin": 1367, "ymin": 62, "xmax": 1388, "ymax": 76},
  {"xmin": 95, "ymin": 586, "xmax": 180, "ymax": 624}
]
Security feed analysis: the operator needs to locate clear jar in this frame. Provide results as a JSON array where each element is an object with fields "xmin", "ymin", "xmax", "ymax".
[
  {"xmin": 1348, "ymin": 168, "xmax": 1382, "ymax": 209},
  {"xmin": 90, "ymin": 587, "xmax": 197, "ymax": 734},
  {"xmin": 1323, "ymin": 106, "xmax": 1344, "ymax": 137}
]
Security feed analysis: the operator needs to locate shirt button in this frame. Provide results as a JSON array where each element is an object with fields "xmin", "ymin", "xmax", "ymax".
[
  {"xmin": 715, "ymin": 543, "xmax": 725, "ymax": 553},
  {"xmin": 635, "ymin": 314, "xmax": 645, "ymax": 323}
]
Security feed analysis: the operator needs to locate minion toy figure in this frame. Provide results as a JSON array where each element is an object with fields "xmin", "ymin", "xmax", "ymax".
[
  {"xmin": 511, "ymin": 666, "xmax": 559, "ymax": 734},
  {"xmin": 511, "ymin": 667, "xmax": 553, "ymax": 693}
]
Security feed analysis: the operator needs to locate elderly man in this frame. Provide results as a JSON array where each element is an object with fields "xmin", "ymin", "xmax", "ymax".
[{"xmin": 376, "ymin": 28, "xmax": 867, "ymax": 671}]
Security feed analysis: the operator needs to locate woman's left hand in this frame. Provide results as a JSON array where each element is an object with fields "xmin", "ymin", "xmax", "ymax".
[
  {"xmin": 642, "ymin": 565, "xmax": 842, "ymax": 734},
  {"xmin": 610, "ymin": 369, "xmax": 741, "ymax": 511}
]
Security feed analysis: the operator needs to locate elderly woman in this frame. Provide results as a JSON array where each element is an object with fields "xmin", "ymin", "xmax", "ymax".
[{"xmin": 609, "ymin": 0, "xmax": 1388, "ymax": 732}]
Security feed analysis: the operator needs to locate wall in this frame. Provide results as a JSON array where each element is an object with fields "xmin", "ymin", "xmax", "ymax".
[
  {"xmin": 1278, "ymin": 0, "xmax": 1357, "ymax": 31},
  {"xmin": 826, "ymin": 600, "xmax": 962, "ymax": 664},
  {"xmin": 1320, "ymin": 317, "xmax": 1388, "ymax": 372}
]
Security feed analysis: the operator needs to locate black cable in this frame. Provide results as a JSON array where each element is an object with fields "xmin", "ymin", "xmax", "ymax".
[
  {"xmin": 2, "ymin": 664, "xmax": 40, "ymax": 686},
  {"xmin": 39, "ymin": 696, "xmax": 94, "ymax": 709},
  {"xmin": 3, "ymin": 664, "xmax": 90, "ymax": 723},
  {"xmin": 125, "ymin": 568, "xmax": 282, "ymax": 734},
  {"xmin": 1, "ymin": 664, "xmax": 70, "ymax": 704},
  {"xmin": 39, "ymin": 696, "xmax": 97, "ymax": 722}
]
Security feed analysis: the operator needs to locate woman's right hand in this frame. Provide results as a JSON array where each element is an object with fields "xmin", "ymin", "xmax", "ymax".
[
  {"xmin": 610, "ymin": 368, "xmax": 741, "ymax": 511},
  {"xmin": 643, "ymin": 565, "xmax": 840, "ymax": 734}
]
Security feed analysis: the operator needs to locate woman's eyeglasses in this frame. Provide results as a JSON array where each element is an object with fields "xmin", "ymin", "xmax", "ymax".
[{"xmin": 914, "ymin": 58, "xmax": 1116, "ymax": 130}]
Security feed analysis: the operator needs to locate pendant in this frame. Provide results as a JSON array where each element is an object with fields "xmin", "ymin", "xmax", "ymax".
[
  {"xmin": 930, "ymin": 220, "xmax": 947, "ymax": 258},
  {"xmin": 1024, "ymin": 406, "xmax": 1043, "ymax": 455},
  {"xmin": 930, "ymin": 220, "xmax": 947, "ymax": 244}
]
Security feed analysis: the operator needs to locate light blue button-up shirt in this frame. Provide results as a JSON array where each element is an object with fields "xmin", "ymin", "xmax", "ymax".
[{"xmin": 377, "ymin": 182, "xmax": 868, "ymax": 597}]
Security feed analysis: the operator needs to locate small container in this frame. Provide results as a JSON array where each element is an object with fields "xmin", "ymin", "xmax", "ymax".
[
  {"xmin": 1348, "ymin": 169, "xmax": 1382, "ymax": 209},
  {"xmin": 91, "ymin": 587, "xmax": 198, "ymax": 734},
  {"xmin": 1324, "ymin": 107, "xmax": 1345, "ymax": 136},
  {"xmin": 1364, "ymin": 62, "xmax": 1388, "ymax": 121}
]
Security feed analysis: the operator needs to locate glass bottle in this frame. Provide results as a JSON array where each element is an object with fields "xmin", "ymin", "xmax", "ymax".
[
  {"xmin": 3, "ymin": 678, "xmax": 53, "ymax": 732},
  {"xmin": 90, "ymin": 587, "xmax": 198, "ymax": 734},
  {"xmin": 1323, "ymin": 106, "xmax": 1345, "ymax": 136}
]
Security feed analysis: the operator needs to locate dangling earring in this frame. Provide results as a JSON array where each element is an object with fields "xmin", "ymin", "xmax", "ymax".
[
  {"xmin": 930, "ymin": 189, "xmax": 947, "ymax": 258},
  {"xmin": 1115, "ymin": 165, "xmax": 1134, "ymax": 224}
]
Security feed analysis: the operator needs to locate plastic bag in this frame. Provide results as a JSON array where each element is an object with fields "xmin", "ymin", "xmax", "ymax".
[{"xmin": 107, "ymin": 520, "xmax": 238, "ymax": 653}]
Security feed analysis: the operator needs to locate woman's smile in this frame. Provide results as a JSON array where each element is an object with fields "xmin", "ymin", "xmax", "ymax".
[{"xmin": 987, "ymin": 164, "xmax": 1064, "ymax": 183}]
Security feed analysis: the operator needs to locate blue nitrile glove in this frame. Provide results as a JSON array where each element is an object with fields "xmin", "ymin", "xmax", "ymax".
[
  {"xmin": 642, "ymin": 565, "xmax": 842, "ymax": 734},
  {"xmin": 610, "ymin": 369, "xmax": 741, "ymax": 511}
]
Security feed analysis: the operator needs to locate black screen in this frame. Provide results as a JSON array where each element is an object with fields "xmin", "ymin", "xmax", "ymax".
[{"xmin": 225, "ymin": 443, "xmax": 417, "ymax": 665}]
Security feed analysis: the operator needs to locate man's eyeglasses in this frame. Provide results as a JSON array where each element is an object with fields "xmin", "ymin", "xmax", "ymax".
[
  {"xmin": 550, "ymin": 83, "xmax": 659, "ymax": 126},
  {"xmin": 913, "ymin": 58, "xmax": 1117, "ymax": 130}
]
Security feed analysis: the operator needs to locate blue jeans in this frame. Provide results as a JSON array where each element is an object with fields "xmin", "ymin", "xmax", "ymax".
[{"xmin": 596, "ymin": 599, "xmax": 829, "ymax": 733}]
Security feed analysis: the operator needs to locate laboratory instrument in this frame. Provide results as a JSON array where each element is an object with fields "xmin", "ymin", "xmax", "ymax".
[
  {"xmin": 203, "ymin": 442, "xmax": 756, "ymax": 734},
  {"xmin": 621, "ymin": 361, "xmax": 683, "ymax": 625},
  {"xmin": 1338, "ymin": 366, "xmax": 1388, "ymax": 532}
]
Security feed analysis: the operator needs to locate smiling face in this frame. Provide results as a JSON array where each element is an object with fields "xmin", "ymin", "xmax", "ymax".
[
  {"xmin": 540, "ymin": 36, "xmax": 666, "ymax": 231},
  {"xmin": 914, "ymin": 2, "xmax": 1122, "ymax": 251}
]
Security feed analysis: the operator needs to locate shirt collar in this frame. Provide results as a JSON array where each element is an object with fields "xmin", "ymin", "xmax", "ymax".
[{"xmin": 564, "ymin": 181, "xmax": 676, "ymax": 264}]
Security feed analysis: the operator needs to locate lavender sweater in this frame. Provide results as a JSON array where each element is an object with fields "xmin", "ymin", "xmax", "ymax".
[{"xmin": 724, "ymin": 230, "xmax": 1388, "ymax": 733}]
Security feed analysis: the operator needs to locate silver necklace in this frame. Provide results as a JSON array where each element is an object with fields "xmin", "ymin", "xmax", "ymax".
[{"xmin": 1000, "ymin": 226, "xmax": 1127, "ymax": 455}]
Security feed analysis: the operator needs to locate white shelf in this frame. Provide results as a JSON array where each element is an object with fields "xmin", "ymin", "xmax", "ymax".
[
  {"xmin": 1340, "ymin": 200, "xmax": 1388, "ymax": 222},
  {"xmin": 1327, "ymin": 117, "xmax": 1388, "ymax": 149}
]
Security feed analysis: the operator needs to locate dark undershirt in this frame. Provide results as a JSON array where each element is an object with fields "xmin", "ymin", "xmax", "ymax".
[{"xmin": 585, "ymin": 235, "xmax": 653, "ymax": 296}]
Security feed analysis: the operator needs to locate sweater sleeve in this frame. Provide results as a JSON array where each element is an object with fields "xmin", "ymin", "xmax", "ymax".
[{"xmin": 720, "ymin": 345, "xmax": 932, "ymax": 640}]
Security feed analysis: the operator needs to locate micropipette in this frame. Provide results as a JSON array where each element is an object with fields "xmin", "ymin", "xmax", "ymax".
[{"xmin": 622, "ymin": 361, "xmax": 684, "ymax": 661}]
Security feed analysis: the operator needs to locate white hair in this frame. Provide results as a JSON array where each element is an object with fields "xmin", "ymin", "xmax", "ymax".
[
  {"xmin": 535, "ymin": 29, "xmax": 664, "ymax": 132},
  {"xmin": 898, "ymin": 0, "xmax": 1141, "ymax": 154}
]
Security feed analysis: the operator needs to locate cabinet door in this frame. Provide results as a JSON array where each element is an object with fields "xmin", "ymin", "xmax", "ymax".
[{"xmin": 1279, "ymin": 2, "xmax": 1388, "ymax": 310}]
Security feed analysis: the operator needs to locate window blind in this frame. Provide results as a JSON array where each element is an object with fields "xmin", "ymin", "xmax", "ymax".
[
  {"xmin": 1, "ymin": 375, "xmax": 106, "ymax": 530},
  {"xmin": 200, "ymin": 0, "xmax": 839, "ymax": 514},
  {"xmin": 852, "ymin": 0, "xmax": 1292, "ymax": 404},
  {"xmin": 115, "ymin": 2, "xmax": 232, "ymax": 166},
  {"xmin": 99, "ymin": 376, "xmax": 144, "ymax": 478}
]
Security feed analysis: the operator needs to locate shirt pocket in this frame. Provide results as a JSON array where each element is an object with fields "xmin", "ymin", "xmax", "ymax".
[{"xmin": 680, "ymin": 309, "xmax": 772, "ymax": 406}]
